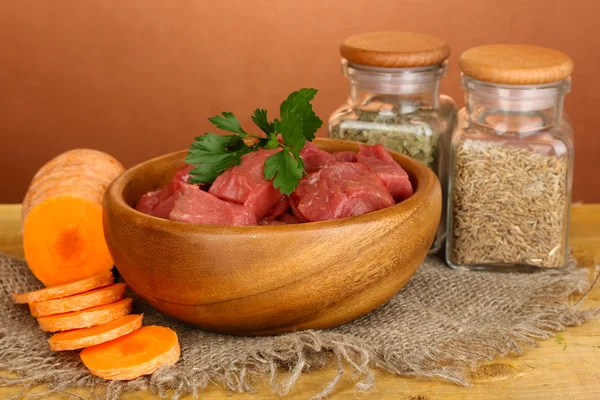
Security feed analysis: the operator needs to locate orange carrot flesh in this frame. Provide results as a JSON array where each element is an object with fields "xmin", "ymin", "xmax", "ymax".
[
  {"xmin": 37, "ymin": 298, "xmax": 133, "ymax": 332},
  {"xmin": 23, "ymin": 197, "xmax": 113, "ymax": 286},
  {"xmin": 80, "ymin": 326, "xmax": 180, "ymax": 380},
  {"xmin": 48, "ymin": 314, "xmax": 143, "ymax": 351},
  {"xmin": 12, "ymin": 272, "xmax": 114, "ymax": 304},
  {"xmin": 22, "ymin": 149, "xmax": 124, "ymax": 287},
  {"xmin": 29, "ymin": 283, "xmax": 127, "ymax": 318}
]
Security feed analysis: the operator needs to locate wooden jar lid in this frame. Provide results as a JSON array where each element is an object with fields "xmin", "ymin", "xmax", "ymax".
[
  {"xmin": 340, "ymin": 31, "xmax": 450, "ymax": 68},
  {"xmin": 459, "ymin": 44, "xmax": 574, "ymax": 85}
]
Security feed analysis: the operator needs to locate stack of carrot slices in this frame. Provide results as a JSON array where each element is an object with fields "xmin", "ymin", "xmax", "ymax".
[{"xmin": 13, "ymin": 272, "xmax": 180, "ymax": 380}]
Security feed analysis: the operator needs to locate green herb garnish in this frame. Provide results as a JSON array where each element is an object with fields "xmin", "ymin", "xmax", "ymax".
[{"xmin": 186, "ymin": 88, "xmax": 322, "ymax": 195}]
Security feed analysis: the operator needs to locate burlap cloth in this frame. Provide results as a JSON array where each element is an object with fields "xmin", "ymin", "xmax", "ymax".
[{"xmin": 0, "ymin": 254, "xmax": 598, "ymax": 399}]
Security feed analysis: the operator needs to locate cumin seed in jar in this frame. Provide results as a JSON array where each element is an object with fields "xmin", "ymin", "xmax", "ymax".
[{"xmin": 449, "ymin": 139, "xmax": 568, "ymax": 269}]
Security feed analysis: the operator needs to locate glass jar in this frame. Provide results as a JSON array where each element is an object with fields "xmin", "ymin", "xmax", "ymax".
[
  {"xmin": 447, "ymin": 44, "xmax": 574, "ymax": 271},
  {"xmin": 328, "ymin": 32, "xmax": 457, "ymax": 253}
]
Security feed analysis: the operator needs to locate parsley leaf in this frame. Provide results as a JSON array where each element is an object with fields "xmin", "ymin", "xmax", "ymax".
[
  {"xmin": 251, "ymin": 109, "xmax": 275, "ymax": 135},
  {"xmin": 274, "ymin": 113, "xmax": 304, "ymax": 156},
  {"xmin": 185, "ymin": 133, "xmax": 254, "ymax": 183},
  {"xmin": 279, "ymin": 88, "xmax": 323, "ymax": 141},
  {"xmin": 274, "ymin": 114, "xmax": 306, "ymax": 183},
  {"xmin": 208, "ymin": 112, "xmax": 248, "ymax": 136},
  {"xmin": 186, "ymin": 88, "xmax": 321, "ymax": 192},
  {"xmin": 263, "ymin": 150, "xmax": 304, "ymax": 195}
]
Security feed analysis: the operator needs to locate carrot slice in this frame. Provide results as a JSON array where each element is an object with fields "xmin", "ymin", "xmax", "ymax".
[
  {"xmin": 29, "ymin": 283, "xmax": 127, "ymax": 317},
  {"xmin": 12, "ymin": 272, "xmax": 114, "ymax": 304},
  {"xmin": 80, "ymin": 326, "xmax": 180, "ymax": 380},
  {"xmin": 37, "ymin": 298, "xmax": 133, "ymax": 332},
  {"xmin": 48, "ymin": 314, "xmax": 143, "ymax": 351},
  {"xmin": 22, "ymin": 149, "xmax": 124, "ymax": 287}
]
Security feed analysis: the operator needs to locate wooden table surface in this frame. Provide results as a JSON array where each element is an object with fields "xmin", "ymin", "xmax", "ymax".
[{"xmin": 1, "ymin": 204, "xmax": 599, "ymax": 399}]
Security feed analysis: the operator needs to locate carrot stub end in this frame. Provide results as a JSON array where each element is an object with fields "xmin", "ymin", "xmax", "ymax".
[
  {"xmin": 23, "ymin": 197, "xmax": 114, "ymax": 287},
  {"xmin": 21, "ymin": 148, "xmax": 124, "ymax": 287}
]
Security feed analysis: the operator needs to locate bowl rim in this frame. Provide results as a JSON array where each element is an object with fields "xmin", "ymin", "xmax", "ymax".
[{"xmin": 105, "ymin": 138, "xmax": 440, "ymax": 235}]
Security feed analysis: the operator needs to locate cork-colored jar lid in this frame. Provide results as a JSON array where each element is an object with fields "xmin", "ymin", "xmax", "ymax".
[
  {"xmin": 340, "ymin": 31, "xmax": 450, "ymax": 68},
  {"xmin": 459, "ymin": 44, "xmax": 574, "ymax": 85}
]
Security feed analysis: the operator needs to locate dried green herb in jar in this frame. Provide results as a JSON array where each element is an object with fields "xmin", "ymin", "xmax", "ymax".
[
  {"xmin": 329, "ymin": 110, "xmax": 439, "ymax": 170},
  {"xmin": 329, "ymin": 32, "xmax": 457, "ymax": 254},
  {"xmin": 449, "ymin": 139, "xmax": 568, "ymax": 269}
]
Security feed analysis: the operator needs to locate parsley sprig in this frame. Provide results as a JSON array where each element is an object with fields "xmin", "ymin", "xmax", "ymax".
[{"xmin": 186, "ymin": 88, "xmax": 322, "ymax": 195}]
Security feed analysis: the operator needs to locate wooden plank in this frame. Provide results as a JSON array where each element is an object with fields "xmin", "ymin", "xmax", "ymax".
[
  {"xmin": 1, "ymin": 204, "xmax": 599, "ymax": 399},
  {"xmin": 0, "ymin": 204, "xmax": 23, "ymax": 259}
]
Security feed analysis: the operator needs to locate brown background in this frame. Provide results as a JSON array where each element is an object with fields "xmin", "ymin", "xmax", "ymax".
[{"xmin": 1, "ymin": 0, "xmax": 599, "ymax": 203}]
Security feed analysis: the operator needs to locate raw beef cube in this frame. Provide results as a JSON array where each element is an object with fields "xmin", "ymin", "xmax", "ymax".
[
  {"xmin": 208, "ymin": 169, "xmax": 253, "ymax": 204},
  {"xmin": 209, "ymin": 149, "xmax": 283, "ymax": 219},
  {"xmin": 135, "ymin": 189, "xmax": 161, "ymax": 213},
  {"xmin": 244, "ymin": 181, "xmax": 284, "ymax": 220},
  {"xmin": 150, "ymin": 192, "xmax": 179, "ymax": 219},
  {"xmin": 159, "ymin": 164, "xmax": 195, "ymax": 202},
  {"xmin": 209, "ymin": 149, "xmax": 280, "ymax": 201},
  {"xmin": 136, "ymin": 164, "xmax": 195, "ymax": 215},
  {"xmin": 228, "ymin": 203, "xmax": 259, "ymax": 226},
  {"xmin": 291, "ymin": 162, "xmax": 394, "ymax": 222},
  {"xmin": 300, "ymin": 142, "xmax": 335, "ymax": 173},
  {"xmin": 261, "ymin": 196, "xmax": 290, "ymax": 222},
  {"xmin": 168, "ymin": 184, "xmax": 257, "ymax": 226},
  {"xmin": 357, "ymin": 144, "xmax": 413, "ymax": 201},
  {"xmin": 333, "ymin": 151, "xmax": 357, "ymax": 162},
  {"xmin": 288, "ymin": 197, "xmax": 309, "ymax": 223}
]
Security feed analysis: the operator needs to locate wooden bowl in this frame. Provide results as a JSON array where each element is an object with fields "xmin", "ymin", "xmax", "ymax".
[{"xmin": 103, "ymin": 138, "xmax": 441, "ymax": 335}]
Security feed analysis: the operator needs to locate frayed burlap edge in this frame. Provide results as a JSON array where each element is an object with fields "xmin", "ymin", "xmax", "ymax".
[
  {"xmin": 0, "ymin": 258, "xmax": 598, "ymax": 400},
  {"xmin": 372, "ymin": 264, "xmax": 600, "ymax": 386}
]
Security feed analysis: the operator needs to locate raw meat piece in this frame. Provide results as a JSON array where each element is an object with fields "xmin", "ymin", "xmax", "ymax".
[
  {"xmin": 228, "ymin": 203, "xmax": 258, "ymax": 226},
  {"xmin": 333, "ymin": 151, "xmax": 357, "ymax": 162},
  {"xmin": 135, "ymin": 165, "xmax": 194, "ymax": 214},
  {"xmin": 288, "ymin": 197, "xmax": 309, "ymax": 223},
  {"xmin": 154, "ymin": 184, "xmax": 257, "ymax": 226},
  {"xmin": 300, "ymin": 142, "xmax": 335, "ymax": 173},
  {"xmin": 357, "ymin": 144, "xmax": 413, "ymax": 201},
  {"xmin": 136, "ymin": 165, "xmax": 195, "ymax": 214},
  {"xmin": 149, "ymin": 193, "xmax": 179, "ymax": 219},
  {"xmin": 209, "ymin": 149, "xmax": 283, "ymax": 219},
  {"xmin": 159, "ymin": 164, "xmax": 195, "ymax": 202},
  {"xmin": 261, "ymin": 196, "xmax": 290, "ymax": 222},
  {"xmin": 244, "ymin": 181, "xmax": 284, "ymax": 220},
  {"xmin": 135, "ymin": 189, "xmax": 161, "ymax": 213},
  {"xmin": 277, "ymin": 212, "xmax": 303, "ymax": 224},
  {"xmin": 291, "ymin": 162, "xmax": 394, "ymax": 222}
]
